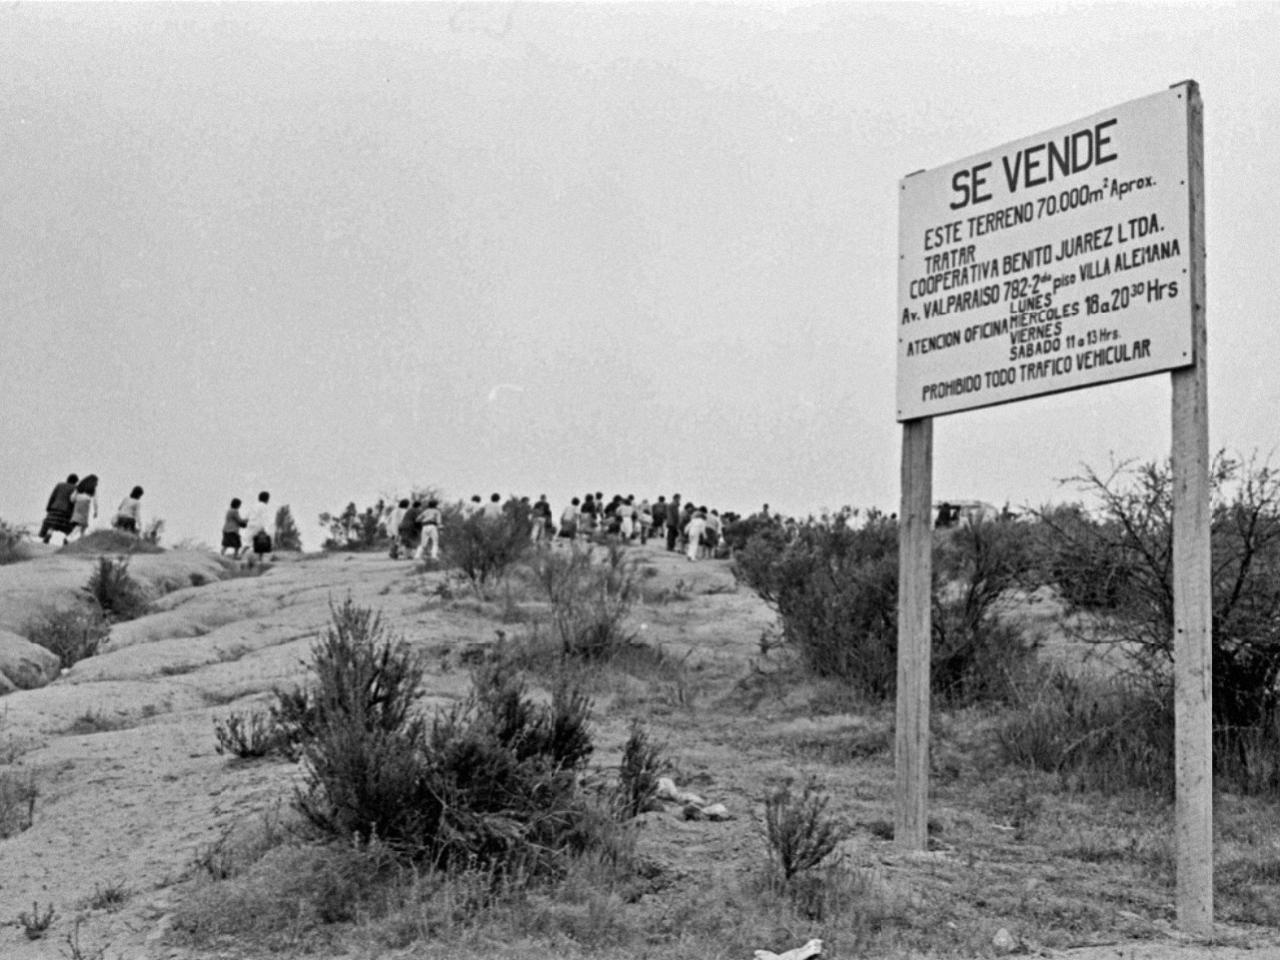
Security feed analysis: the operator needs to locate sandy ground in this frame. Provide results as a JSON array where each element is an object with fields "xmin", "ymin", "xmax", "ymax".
[{"xmin": 0, "ymin": 546, "xmax": 1277, "ymax": 960}]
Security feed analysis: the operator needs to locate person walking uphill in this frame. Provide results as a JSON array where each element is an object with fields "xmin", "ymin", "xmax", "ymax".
[
  {"xmin": 665, "ymin": 493, "xmax": 682, "ymax": 552},
  {"xmin": 685, "ymin": 508, "xmax": 708, "ymax": 562},
  {"xmin": 245, "ymin": 491, "xmax": 273, "ymax": 566},
  {"xmin": 112, "ymin": 486, "xmax": 144, "ymax": 534},
  {"xmin": 39, "ymin": 473, "xmax": 79, "ymax": 544},
  {"xmin": 398, "ymin": 500, "xmax": 423, "ymax": 559},
  {"xmin": 387, "ymin": 499, "xmax": 409, "ymax": 558},
  {"xmin": 222, "ymin": 498, "xmax": 247, "ymax": 557},
  {"xmin": 414, "ymin": 499, "xmax": 443, "ymax": 562},
  {"xmin": 70, "ymin": 475, "xmax": 99, "ymax": 539}
]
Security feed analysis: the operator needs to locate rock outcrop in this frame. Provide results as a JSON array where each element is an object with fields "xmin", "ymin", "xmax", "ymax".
[{"xmin": 0, "ymin": 628, "xmax": 60, "ymax": 693}]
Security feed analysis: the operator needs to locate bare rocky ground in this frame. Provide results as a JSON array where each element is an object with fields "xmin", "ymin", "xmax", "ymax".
[{"xmin": 1, "ymin": 545, "xmax": 1278, "ymax": 960}]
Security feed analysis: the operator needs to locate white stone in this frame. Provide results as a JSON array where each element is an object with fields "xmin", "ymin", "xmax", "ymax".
[
  {"xmin": 655, "ymin": 776, "xmax": 680, "ymax": 801},
  {"xmin": 754, "ymin": 938, "xmax": 823, "ymax": 960}
]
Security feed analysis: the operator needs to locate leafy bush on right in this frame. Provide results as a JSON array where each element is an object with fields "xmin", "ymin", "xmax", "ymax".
[
  {"xmin": 1026, "ymin": 453, "xmax": 1280, "ymax": 794},
  {"xmin": 735, "ymin": 510, "xmax": 1033, "ymax": 703}
]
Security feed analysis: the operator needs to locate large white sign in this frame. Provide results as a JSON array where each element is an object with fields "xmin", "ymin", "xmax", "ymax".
[{"xmin": 897, "ymin": 87, "xmax": 1194, "ymax": 420}]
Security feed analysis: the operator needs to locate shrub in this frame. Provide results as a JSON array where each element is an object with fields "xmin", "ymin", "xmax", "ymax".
[
  {"xmin": 441, "ymin": 504, "xmax": 533, "ymax": 594},
  {"xmin": 997, "ymin": 667, "xmax": 1175, "ymax": 794},
  {"xmin": 421, "ymin": 668, "xmax": 596, "ymax": 874},
  {"xmin": 274, "ymin": 505, "xmax": 302, "ymax": 552},
  {"xmin": 318, "ymin": 500, "xmax": 387, "ymax": 551},
  {"xmin": 720, "ymin": 513, "xmax": 784, "ymax": 555},
  {"xmin": 85, "ymin": 879, "xmax": 130, "ymax": 911},
  {"xmin": 763, "ymin": 780, "xmax": 849, "ymax": 880},
  {"xmin": 735, "ymin": 511, "xmax": 1035, "ymax": 704},
  {"xmin": 930, "ymin": 517, "xmax": 1038, "ymax": 702},
  {"xmin": 292, "ymin": 600, "xmax": 602, "ymax": 876},
  {"xmin": 735, "ymin": 516, "xmax": 900, "ymax": 698},
  {"xmin": 83, "ymin": 555, "xmax": 150, "ymax": 621},
  {"xmin": 1032, "ymin": 454, "xmax": 1280, "ymax": 793},
  {"xmin": 0, "ymin": 519, "xmax": 28, "ymax": 564},
  {"xmin": 613, "ymin": 720, "xmax": 663, "ymax": 820},
  {"xmin": 1028, "ymin": 503, "xmax": 1130, "ymax": 609},
  {"xmin": 214, "ymin": 710, "xmax": 293, "ymax": 759},
  {"xmin": 15, "ymin": 901, "xmax": 55, "ymax": 940},
  {"xmin": 267, "ymin": 684, "xmax": 318, "ymax": 759},
  {"xmin": 292, "ymin": 601, "xmax": 433, "ymax": 850},
  {"xmin": 172, "ymin": 840, "xmax": 403, "ymax": 949},
  {"xmin": 1, "ymin": 770, "xmax": 38, "ymax": 838},
  {"xmin": 23, "ymin": 606, "xmax": 110, "ymax": 669},
  {"xmin": 532, "ymin": 544, "xmax": 639, "ymax": 660}
]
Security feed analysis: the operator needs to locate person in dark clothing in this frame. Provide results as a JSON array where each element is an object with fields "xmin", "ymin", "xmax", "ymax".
[
  {"xmin": 40, "ymin": 473, "xmax": 79, "ymax": 543},
  {"xmin": 222, "ymin": 498, "xmax": 247, "ymax": 557},
  {"xmin": 665, "ymin": 493, "xmax": 682, "ymax": 551},
  {"xmin": 399, "ymin": 500, "xmax": 424, "ymax": 557}
]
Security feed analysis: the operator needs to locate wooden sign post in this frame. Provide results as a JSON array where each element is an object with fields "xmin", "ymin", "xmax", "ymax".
[
  {"xmin": 895, "ymin": 416, "xmax": 932, "ymax": 851},
  {"xmin": 894, "ymin": 82, "xmax": 1210, "ymax": 933},
  {"xmin": 1170, "ymin": 81, "xmax": 1211, "ymax": 934}
]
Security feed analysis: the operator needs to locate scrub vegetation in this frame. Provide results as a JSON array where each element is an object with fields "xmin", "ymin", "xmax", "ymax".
[
  {"xmin": 15, "ymin": 462, "xmax": 1280, "ymax": 959},
  {"xmin": 0, "ymin": 519, "xmax": 27, "ymax": 565}
]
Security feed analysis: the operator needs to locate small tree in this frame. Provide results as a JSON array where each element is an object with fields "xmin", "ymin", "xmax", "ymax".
[
  {"xmin": 83, "ymin": 556, "xmax": 149, "ymax": 621},
  {"xmin": 317, "ymin": 500, "xmax": 387, "ymax": 551},
  {"xmin": 1033, "ymin": 453, "xmax": 1280, "ymax": 791},
  {"xmin": 440, "ymin": 501, "xmax": 532, "ymax": 594},
  {"xmin": 274, "ymin": 505, "xmax": 302, "ymax": 552},
  {"xmin": 764, "ymin": 781, "xmax": 849, "ymax": 880}
]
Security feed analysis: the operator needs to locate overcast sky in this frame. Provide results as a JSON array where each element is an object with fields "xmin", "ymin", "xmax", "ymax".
[{"xmin": 3, "ymin": 2, "xmax": 1277, "ymax": 547}]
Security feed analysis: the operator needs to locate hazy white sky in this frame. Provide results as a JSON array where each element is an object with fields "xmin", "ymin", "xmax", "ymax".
[{"xmin": 3, "ymin": 2, "xmax": 1278, "ymax": 546}]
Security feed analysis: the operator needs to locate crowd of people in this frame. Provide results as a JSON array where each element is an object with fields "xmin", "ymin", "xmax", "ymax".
[
  {"xmin": 383, "ymin": 491, "xmax": 749, "ymax": 563},
  {"xmin": 36, "ymin": 473, "xmax": 870, "ymax": 564},
  {"xmin": 36, "ymin": 473, "xmax": 278, "ymax": 566}
]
